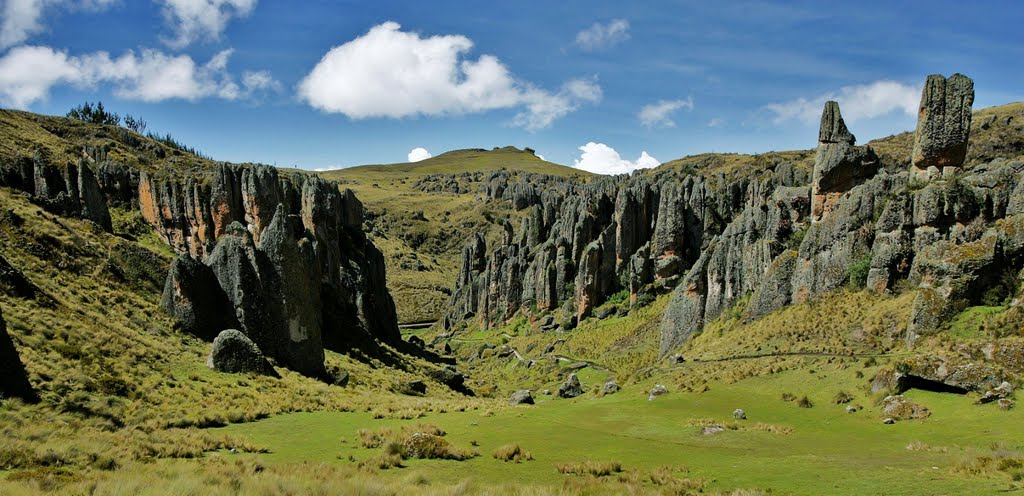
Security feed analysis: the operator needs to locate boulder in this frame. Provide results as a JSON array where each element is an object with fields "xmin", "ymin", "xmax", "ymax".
[
  {"xmin": 882, "ymin": 395, "xmax": 930, "ymax": 420},
  {"xmin": 327, "ymin": 367, "xmax": 350, "ymax": 387},
  {"xmin": 601, "ymin": 380, "xmax": 620, "ymax": 396},
  {"xmin": 0, "ymin": 303, "xmax": 37, "ymax": 401},
  {"xmin": 391, "ymin": 380, "xmax": 428, "ymax": 396},
  {"xmin": 509, "ymin": 389, "xmax": 535, "ymax": 405},
  {"xmin": 733, "ymin": 408, "xmax": 746, "ymax": 420},
  {"xmin": 669, "ymin": 354, "xmax": 686, "ymax": 364},
  {"xmin": 429, "ymin": 366, "xmax": 470, "ymax": 395},
  {"xmin": 557, "ymin": 373, "xmax": 584, "ymax": 399},
  {"xmin": 648, "ymin": 384, "xmax": 669, "ymax": 401},
  {"xmin": 703, "ymin": 426, "xmax": 725, "ymax": 436},
  {"xmin": 207, "ymin": 329, "xmax": 278, "ymax": 377},
  {"xmin": 911, "ymin": 74, "xmax": 975, "ymax": 179},
  {"xmin": 979, "ymin": 381, "xmax": 1014, "ymax": 404}
]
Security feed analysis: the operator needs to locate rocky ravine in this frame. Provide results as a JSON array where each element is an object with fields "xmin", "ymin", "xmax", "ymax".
[
  {"xmin": 0, "ymin": 152, "xmax": 399, "ymax": 378},
  {"xmin": 445, "ymin": 74, "xmax": 1024, "ymax": 376}
]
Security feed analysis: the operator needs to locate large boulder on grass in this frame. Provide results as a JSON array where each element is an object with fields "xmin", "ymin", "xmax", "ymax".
[
  {"xmin": 557, "ymin": 373, "xmax": 584, "ymax": 398},
  {"xmin": 208, "ymin": 329, "xmax": 279, "ymax": 377},
  {"xmin": 509, "ymin": 389, "xmax": 534, "ymax": 405}
]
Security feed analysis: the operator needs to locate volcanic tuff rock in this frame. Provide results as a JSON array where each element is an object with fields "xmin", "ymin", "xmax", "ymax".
[
  {"xmin": 0, "ymin": 303, "xmax": 36, "ymax": 401},
  {"xmin": 0, "ymin": 142, "xmax": 399, "ymax": 378},
  {"xmin": 444, "ymin": 74, "xmax": 1024, "ymax": 361},
  {"xmin": 912, "ymin": 74, "xmax": 975, "ymax": 179}
]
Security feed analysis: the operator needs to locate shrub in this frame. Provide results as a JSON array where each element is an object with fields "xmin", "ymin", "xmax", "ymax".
[
  {"xmin": 402, "ymin": 433, "xmax": 475, "ymax": 461},
  {"xmin": 797, "ymin": 396, "xmax": 813, "ymax": 408},
  {"xmin": 781, "ymin": 392, "xmax": 796, "ymax": 402},
  {"xmin": 847, "ymin": 254, "xmax": 872, "ymax": 289},
  {"xmin": 493, "ymin": 444, "xmax": 533, "ymax": 463}
]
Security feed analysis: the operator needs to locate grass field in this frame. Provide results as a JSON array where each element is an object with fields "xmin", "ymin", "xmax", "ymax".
[{"xmin": 215, "ymin": 365, "xmax": 1022, "ymax": 495}]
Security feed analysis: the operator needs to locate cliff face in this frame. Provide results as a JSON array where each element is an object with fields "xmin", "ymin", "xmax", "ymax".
[
  {"xmin": 445, "ymin": 74, "xmax": 1024, "ymax": 358},
  {"xmin": 0, "ymin": 145, "xmax": 399, "ymax": 378}
]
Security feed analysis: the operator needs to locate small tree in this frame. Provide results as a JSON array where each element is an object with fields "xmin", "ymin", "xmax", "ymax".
[
  {"xmin": 67, "ymin": 101, "xmax": 121, "ymax": 126},
  {"xmin": 123, "ymin": 114, "xmax": 147, "ymax": 134}
]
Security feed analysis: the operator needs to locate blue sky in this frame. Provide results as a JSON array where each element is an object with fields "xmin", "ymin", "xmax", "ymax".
[{"xmin": 1, "ymin": 1, "xmax": 1021, "ymax": 174}]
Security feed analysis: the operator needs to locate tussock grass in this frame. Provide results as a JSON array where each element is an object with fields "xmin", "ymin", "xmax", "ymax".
[
  {"xmin": 686, "ymin": 418, "xmax": 794, "ymax": 435},
  {"xmin": 556, "ymin": 460, "xmax": 623, "ymax": 477},
  {"xmin": 493, "ymin": 443, "xmax": 533, "ymax": 463}
]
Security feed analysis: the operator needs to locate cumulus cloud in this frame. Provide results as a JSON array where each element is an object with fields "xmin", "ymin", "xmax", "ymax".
[
  {"xmin": 158, "ymin": 0, "xmax": 257, "ymax": 49},
  {"xmin": 638, "ymin": 97, "xmax": 694, "ymax": 128},
  {"xmin": 0, "ymin": 0, "xmax": 116, "ymax": 49},
  {"xmin": 407, "ymin": 147, "xmax": 431, "ymax": 162},
  {"xmin": 298, "ymin": 22, "xmax": 600, "ymax": 130},
  {"xmin": 573, "ymin": 142, "xmax": 660, "ymax": 175},
  {"xmin": 575, "ymin": 19, "xmax": 629, "ymax": 51},
  {"xmin": 764, "ymin": 80, "xmax": 921, "ymax": 125},
  {"xmin": 0, "ymin": 45, "xmax": 277, "ymax": 108}
]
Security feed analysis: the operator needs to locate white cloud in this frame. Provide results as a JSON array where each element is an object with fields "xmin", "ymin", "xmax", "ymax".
[
  {"xmin": 312, "ymin": 165, "xmax": 346, "ymax": 172},
  {"xmin": 514, "ymin": 77, "xmax": 601, "ymax": 131},
  {"xmin": 298, "ymin": 22, "xmax": 599, "ymax": 130},
  {"xmin": 0, "ymin": 0, "xmax": 116, "ymax": 49},
  {"xmin": 157, "ymin": 0, "xmax": 257, "ymax": 49},
  {"xmin": 765, "ymin": 80, "xmax": 921, "ymax": 125},
  {"xmin": 407, "ymin": 147, "xmax": 431, "ymax": 162},
  {"xmin": 638, "ymin": 97, "xmax": 694, "ymax": 128},
  {"xmin": 573, "ymin": 142, "xmax": 660, "ymax": 175},
  {"xmin": 0, "ymin": 45, "xmax": 276, "ymax": 108},
  {"xmin": 707, "ymin": 117, "xmax": 725, "ymax": 127},
  {"xmin": 575, "ymin": 19, "xmax": 630, "ymax": 51}
]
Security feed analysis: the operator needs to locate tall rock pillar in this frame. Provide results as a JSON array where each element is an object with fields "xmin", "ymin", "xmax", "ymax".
[{"xmin": 911, "ymin": 73, "xmax": 974, "ymax": 180}]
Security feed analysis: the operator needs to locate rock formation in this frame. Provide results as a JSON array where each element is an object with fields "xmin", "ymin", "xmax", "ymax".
[
  {"xmin": 160, "ymin": 255, "xmax": 238, "ymax": 340},
  {"xmin": 152, "ymin": 167, "xmax": 399, "ymax": 378},
  {"xmin": 0, "ymin": 153, "xmax": 112, "ymax": 230},
  {"xmin": 911, "ymin": 74, "xmax": 975, "ymax": 179},
  {"xmin": 811, "ymin": 101, "xmax": 879, "ymax": 222},
  {"xmin": 0, "ymin": 145, "xmax": 400, "ymax": 379},
  {"xmin": 443, "ymin": 72, "xmax": 1024, "ymax": 362},
  {"xmin": 0, "ymin": 303, "xmax": 37, "ymax": 401}
]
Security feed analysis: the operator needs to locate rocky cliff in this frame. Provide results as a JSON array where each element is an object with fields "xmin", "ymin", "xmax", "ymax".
[
  {"xmin": 0, "ymin": 131, "xmax": 399, "ymax": 378},
  {"xmin": 445, "ymin": 74, "xmax": 1024, "ymax": 359}
]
